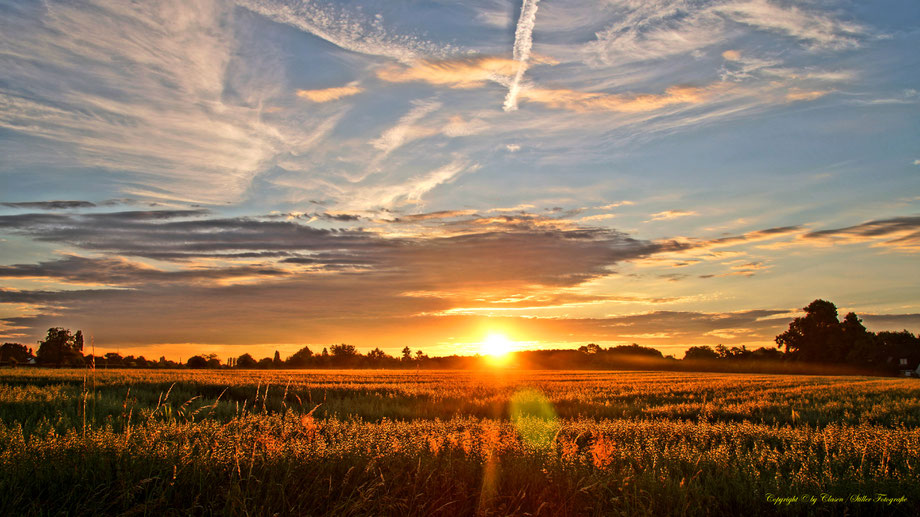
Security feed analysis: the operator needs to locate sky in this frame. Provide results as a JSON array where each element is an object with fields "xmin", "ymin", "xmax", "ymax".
[{"xmin": 1, "ymin": 0, "xmax": 918, "ymax": 361}]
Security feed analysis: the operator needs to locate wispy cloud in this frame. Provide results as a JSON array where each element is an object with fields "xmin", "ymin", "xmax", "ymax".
[
  {"xmin": 297, "ymin": 84, "xmax": 364, "ymax": 102},
  {"xmin": 649, "ymin": 210, "xmax": 699, "ymax": 221},
  {"xmin": 235, "ymin": 0, "xmax": 455, "ymax": 63},
  {"xmin": 2, "ymin": 201, "xmax": 97, "ymax": 210},
  {"xmin": 370, "ymin": 99, "xmax": 443, "ymax": 156},
  {"xmin": 345, "ymin": 159, "xmax": 476, "ymax": 210},
  {"xmin": 0, "ymin": 0, "xmax": 281, "ymax": 204},
  {"xmin": 377, "ymin": 56, "xmax": 519, "ymax": 88},
  {"xmin": 715, "ymin": 0, "xmax": 867, "ymax": 50},
  {"xmin": 797, "ymin": 216, "xmax": 920, "ymax": 252},
  {"xmin": 504, "ymin": 0, "xmax": 541, "ymax": 111},
  {"xmin": 520, "ymin": 85, "xmax": 710, "ymax": 113}
]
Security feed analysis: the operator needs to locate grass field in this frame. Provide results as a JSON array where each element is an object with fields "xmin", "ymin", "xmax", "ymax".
[{"xmin": 1, "ymin": 368, "xmax": 918, "ymax": 516}]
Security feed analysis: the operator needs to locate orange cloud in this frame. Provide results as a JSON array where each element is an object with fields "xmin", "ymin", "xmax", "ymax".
[
  {"xmin": 297, "ymin": 84, "xmax": 364, "ymax": 102},
  {"xmin": 649, "ymin": 210, "xmax": 699, "ymax": 221},
  {"xmin": 785, "ymin": 88, "xmax": 832, "ymax": 102},
  {"xmin": 519, "ymin": 85, "xmax": 710, "ymax": 113},
  {"xmin": 376, "ymin": 54, "xmax": 558, "ymax": 89},
  {"xmin": 377, "ymin": 56, "xmax": 521, "ymax": 88}
]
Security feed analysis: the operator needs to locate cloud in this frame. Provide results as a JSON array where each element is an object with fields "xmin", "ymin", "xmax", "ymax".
[
  {"xmin": 715, "ymin": 0, "xmax": 867, "ymax": 50},
  {"xmin": 798, "ymin": 216, "xmax": 920, "ymax": 252},
  {"xmin": 346, "ymin": 159, "xmax": 476, "ymax": 210},
  {"xmin": 0, "ymin": 0, "xmax": 283, "ymax": 204},
  {"xmin": 585, "ymin": 1, "xmax": 726, "ymax": 66},
  {"xmin": 0, "ymin": 206, "xmax": 683, "ymax": 346},
  {"xmin": 784, "ymin": 88, "xmax": 832, "ymax": 102},
  {"xmin": 3, "ymin": 206, "xmax": 917, "ymax": 348},
  {"xmin": 235, "ymin": 0, "xmax": 455, "ymax": 63},
  {"xmin": 386, "ymin": 210, "xmax": 480, "ymax": 223},
  {"xmin": 649, "ymin": 210, "xmax": 699, "ymax": 221},
  {"xmin": 585, "ymin": 0, "xmax": 868, "ymax": 68},
  {"xmin": 297, "ymin": 84, "xmax": 363, "ymax": 102},
  {"xmin": 2, "ymin": 201, "xmax": 96, "ymax": 210},
  {"xmin": 0, "ymin": 255, "xmax": 286, "ymax": 287},
  {"xmin": 519, "ymin": 85, "xmax": 710, "ymax": 113},
  {"xmin": 377, "ymin": 56, "xmax": 520, "ymax": 89},
  {"xmin": 370, "ymin": 99, "xmax": 443, "ymax": 155},
  {"xmin": 504, "ymin": 0, "xmax": 541, "ymax": 112}
]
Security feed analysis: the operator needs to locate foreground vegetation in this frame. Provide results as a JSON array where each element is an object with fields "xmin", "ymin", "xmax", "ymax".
[{"xmin": 1, "ymin": 369, "xmax": 918, "ymax": 515}]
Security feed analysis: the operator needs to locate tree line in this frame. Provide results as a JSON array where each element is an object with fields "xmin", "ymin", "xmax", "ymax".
[{"xmin": 2, "ymin": 300, "xmax": 918, "ymax": 376}]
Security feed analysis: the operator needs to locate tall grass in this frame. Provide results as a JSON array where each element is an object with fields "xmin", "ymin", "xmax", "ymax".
[{"xmin": 1, "ymin": 369, "xmax": 917, "ymax": 515}]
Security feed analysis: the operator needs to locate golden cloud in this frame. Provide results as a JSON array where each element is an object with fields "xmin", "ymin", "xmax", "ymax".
[
  {"xmin": 376, "ymin": 54, "xmax": 558, "ymax": 89},
  {"xmin": 377, "ymin": 56, "xmax": 518, "ymax": 88},
  {"xmin": 519, "ymin": 85, "xmax": 710, "ymax": 113},
  {"xmin": 785, "ymin": 88, "xmax": 832, "ymax": 102},
  {"xmin": 297, "ymin": 85, "xmax": 364, "ymax": 102}
]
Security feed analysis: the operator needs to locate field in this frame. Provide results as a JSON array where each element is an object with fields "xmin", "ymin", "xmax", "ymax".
[{"xmin": 1, "ymin": 369, "xmax": 918, "ymax": 516}]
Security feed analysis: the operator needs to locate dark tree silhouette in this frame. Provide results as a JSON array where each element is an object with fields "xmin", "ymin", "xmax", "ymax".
[
  {"xmin": 36, "ymin": 328, "xmax": 84, "ymax": 366},
  {"xmin": 841, "ymin": 312, "xmax": 876, "ymax": 364},
  {"xmin": 608, "ymin": 343, "xmax": 663, "ymax": 358},
  {"xmin": 287, "ymin": 346, "xmax": 313, "ymax": 368},
  {"xmin": 684, "ymin": 345, "xmax": 719, "ymax": 361},
  {"xmin": 273, "ymin": 350, "xmax": 282, "ymax": 367},
  {"xmin": 367, "ymin": 348, "xmax": 389, "ymax": 361},
  {"xmin": 236, "ymin": 353, "xmax": 257, "ymax": 369},
  {"xmin": 578, "ymin": 343, "xmax": 602, "ymax": 354},
  {"xmin": 401, "ymin": 346, "xmax": 412, "ymax": 362},
  {"xmin": 0, "ymin": 343, "xmax": 33, "ymax": 364},
  {"xmin": 775, "ymin": 300, "xmax": 846, "ymax": 362},
  {"xmin": 186, "ymin": 355, "xmax": 208, "ymax": 369}
]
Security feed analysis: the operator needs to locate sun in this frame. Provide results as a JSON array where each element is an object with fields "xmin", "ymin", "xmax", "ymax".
[{"xmin": 480, "ymin": 333, "xmax": 513, "ymax": 361}]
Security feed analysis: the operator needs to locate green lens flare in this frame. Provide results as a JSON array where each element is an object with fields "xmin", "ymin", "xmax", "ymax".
[{"xmin": 509, "ymin": 388, "xmax": 559, "ymax": 448}]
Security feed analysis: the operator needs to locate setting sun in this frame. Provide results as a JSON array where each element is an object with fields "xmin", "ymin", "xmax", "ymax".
[{"xmin": 480, "ymin": 333, "xmax": 513, "ymax": 358}]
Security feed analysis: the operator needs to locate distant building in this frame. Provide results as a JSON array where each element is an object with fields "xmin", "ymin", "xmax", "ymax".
[{"xmin": 895, "ymin": 355, "xmax": 920, "ymax": 377}]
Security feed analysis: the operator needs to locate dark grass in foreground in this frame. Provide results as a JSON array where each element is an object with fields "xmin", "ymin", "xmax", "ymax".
[{"xmin": 1, "ymin": 369, "xmax": 918, "ymax": 516}]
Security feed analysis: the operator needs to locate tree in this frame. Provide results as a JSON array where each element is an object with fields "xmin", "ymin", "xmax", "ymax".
[
  {"xmin": 683, "ymin": 345, "xmax": 719, "ymax": 361},
  {"xmin": 0, "ymin": 343, "xmax": 34, "ymax": 364},
  {"xmin": 607, "ymin": 343, "xmax": 663, "ymax": 358},
  {"xmin": 205, "ymin": 353, "xmax": 221, "ymax": 369},
  {"xmin": 401, "ymin": 346, "xmax": 412, "ymax": 362},
  {"xmin": 775, "ymin": 300, "xmax": 847, "ymax": 362},
  {"xmin": 750, "ymin": 347, "xmax": 784, "ymax": 361},
  {"xmin": 36, "ymin": 328, "xmax": 84, "ymax": 366},
  {"xmin": 329, "ymin": 344, "xmax": 358, "ymax": 366},
  {"xmin": 578, "ymin": 343, "xmax": 602, "ymax": 354},
  {"xmin": 187, "ymin": 355, "xmax": 208, "ymax": 369},
  {"xmin": 273, "ymin": 350, "xmax": 282, "ymax": 368},
  {"xmin": 875, "ymin": 330, "xmax": 920, "ymax": 373},
  {"xmin": 287, "ymin": 346, "xmax": 313, "ymax": 368},
  {"xmin": 840, "ymin": 312, "xmax": 877, "ymax": 365},
  {"xmin": 236, "ymin": 353, "xmax": 257, "ymax": 369},
  {"xmin": 367, "ymin": 348, "xmax": 389, "ymax": 361},
  {"xmin": 330, "ymin": 344, "xmax": 357, "ymax": 358}
]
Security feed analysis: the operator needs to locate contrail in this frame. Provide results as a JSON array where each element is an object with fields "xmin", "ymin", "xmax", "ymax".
[{"xmin": 503, "ymin": 0, "xmax": 540, "ymax": 112}]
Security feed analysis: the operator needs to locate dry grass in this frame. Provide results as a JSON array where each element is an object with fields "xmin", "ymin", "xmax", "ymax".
[{"xmin": 1, "ymin": 368, "xmax": 918, "ymax": 515}]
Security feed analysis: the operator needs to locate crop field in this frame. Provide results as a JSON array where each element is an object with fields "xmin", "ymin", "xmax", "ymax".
[{"xmin": 1, "ymin": 369, "xmax": 918, "ymax": 516}]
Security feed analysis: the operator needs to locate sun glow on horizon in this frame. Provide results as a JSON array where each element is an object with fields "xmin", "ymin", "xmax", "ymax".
[{"xmin": 480, "ymin": 333, "xmax": 514, "ymax": 365}]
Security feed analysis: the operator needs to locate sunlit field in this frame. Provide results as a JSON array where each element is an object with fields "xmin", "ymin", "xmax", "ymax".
[{"xmin": 2, "ymin": 369, "xmax": 918, "ymax": 516}]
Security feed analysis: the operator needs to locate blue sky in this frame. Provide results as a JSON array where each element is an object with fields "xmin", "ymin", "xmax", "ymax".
[{"xmin": 1, "ymin": 0, "xmax": 918, "ymax": 359}]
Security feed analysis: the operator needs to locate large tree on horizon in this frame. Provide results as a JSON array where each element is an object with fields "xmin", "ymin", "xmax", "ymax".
[{"xmin": 36, "ymin": 327, "xmax": 84, "ymax": 366}]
